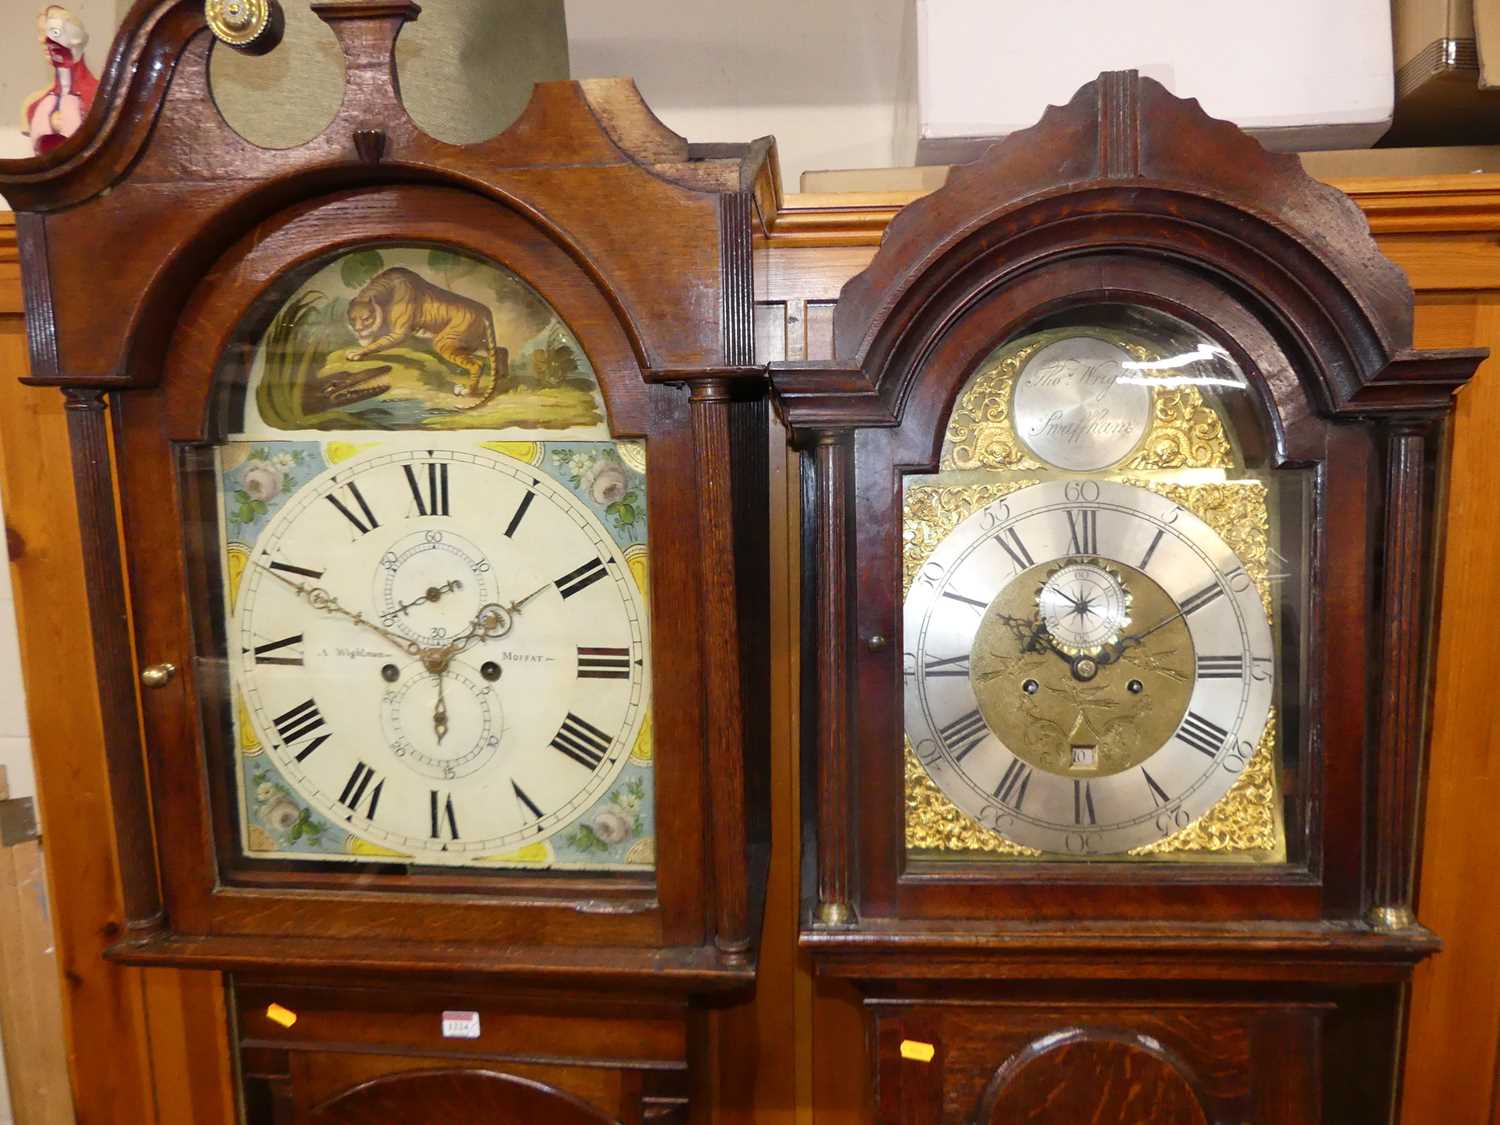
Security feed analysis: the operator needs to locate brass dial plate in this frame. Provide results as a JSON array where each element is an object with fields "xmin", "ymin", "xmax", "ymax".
[
  {"xmin": 972, "ymin": 559, "xmax": 1193, "ymax": 779},
  {"xmin": 903, "ymin": 479, "xmax": 1275, "ymax": 856}
]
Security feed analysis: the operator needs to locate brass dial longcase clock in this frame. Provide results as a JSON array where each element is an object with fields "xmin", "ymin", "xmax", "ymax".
[
  {"xmin": 0, "ymin": 3, "xmax": 772, "ymax": 1120},
  {"xmin": 772, "ymin": 72, "xmax": 1483, "ymax": 1123}
]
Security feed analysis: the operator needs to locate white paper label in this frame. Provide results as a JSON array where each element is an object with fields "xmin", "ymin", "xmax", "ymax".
[{"xmin": 441, "ymin": 1010, "xmax": 481, "ymax": 1039}]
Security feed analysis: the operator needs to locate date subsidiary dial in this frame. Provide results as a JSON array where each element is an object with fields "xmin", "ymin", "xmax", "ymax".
[
  {"xmin": 233, "ymin": 446, "xmax": 649, "ymax": 865},
  {"xmin": 904, "ymin": 479, "xmax": 1273, "ymax": 855}
]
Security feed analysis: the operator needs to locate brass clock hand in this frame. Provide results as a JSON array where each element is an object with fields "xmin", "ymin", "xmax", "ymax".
[
  {"xmin": 437, "ymin": 602, "xmax": 516, "ymax": 663},
  {"xmin": 1107, "ymin": 604, "xmax": 1189, "ymax": 663},
  {"xmin": 390, "ymin": 579, "xmax": 462, "ymax": 618},
  {"xmin": 427, "ymin": 572, "xmax": 568, "ymax": 669},
  {"xmin": 1020, "ymin": 618, "xmax": 1078, "ymax": 668},
  {"xmin": 505, "ymin": 578, "xmax": 555, "ymax": 615},
  {"xmin": 254, "ymin": 560, "xmax": 422, "ymax": 658},
  {"xmin": 434, "ymin": 575, "xmax": 553, "ymax": 663},
  {"xmin": 433, "ymin": 672, "xmax": 449, "ymax": 743}
]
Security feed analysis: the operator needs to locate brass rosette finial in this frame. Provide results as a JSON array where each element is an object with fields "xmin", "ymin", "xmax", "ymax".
[
  {"xmin": 205, "ymin": 0, "xmax": 284, "ymax": 54},
  {"xmin": 1034, "ymin": 558, "xmax": 1132, "ymax": 656}
]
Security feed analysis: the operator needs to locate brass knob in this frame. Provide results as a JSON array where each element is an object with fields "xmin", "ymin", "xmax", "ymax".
[
  {"xmin": 140, "ymin": 663, "xmax": 177, "ymax": 689},
  {"xmin": 204, "ymin": 0, "xmax": 284, "ymax": 55}
]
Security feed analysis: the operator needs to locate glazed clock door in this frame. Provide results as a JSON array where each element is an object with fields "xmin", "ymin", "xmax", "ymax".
[
  {"xmin": 189, "ymin": 244, "xmax": 658, "ymax": 879},
  {"xmin": 899, "ymin": 307, "xmax": 1306, "ymax": 870}
]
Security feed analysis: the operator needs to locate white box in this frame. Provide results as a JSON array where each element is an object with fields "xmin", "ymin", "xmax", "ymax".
[{"xmin": 902, "ymin": 0, "xmax": 1396, "ymax": 164}]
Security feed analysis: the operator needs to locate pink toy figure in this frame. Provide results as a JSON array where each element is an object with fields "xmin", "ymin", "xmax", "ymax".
[{"xmin": 21, "ymin": 6, "xmax": 99, "ymax": 156}]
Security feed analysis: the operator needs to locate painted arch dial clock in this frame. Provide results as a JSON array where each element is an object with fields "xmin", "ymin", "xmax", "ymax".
[
  {"xmin": 902, "ymin": 309, "xmax": 1300, "ymax": 863},
  {"xmin": 204, "ymin": 245, "xmax": 656, "ymax": 873}
]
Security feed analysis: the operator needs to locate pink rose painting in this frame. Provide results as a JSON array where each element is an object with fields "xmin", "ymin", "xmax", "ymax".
[
  {"xmin": 552, "ymin": 446, "xmax": 643, "ymax": 541},
  {"xmin": 229, "ymin": 449, "xmax": 305, "ymax": 528}
]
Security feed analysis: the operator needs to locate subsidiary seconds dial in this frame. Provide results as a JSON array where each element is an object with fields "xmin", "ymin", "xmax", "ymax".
[
  {"xmin": 903, "ymin": 479, "xmax": 1273, "ymax": 855},
  {"xmin": 233, "ymin": 446, "xmax": 649, "ymax": 865}
]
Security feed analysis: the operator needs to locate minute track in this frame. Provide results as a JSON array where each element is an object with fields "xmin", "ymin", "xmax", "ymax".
[
  {"xmin": 903, "ymin": 477, "xmax": 1274, "ymax": 854},
  {"xmin": 229, "ymin": 443, "xmax": 651, "ymax": 866}
]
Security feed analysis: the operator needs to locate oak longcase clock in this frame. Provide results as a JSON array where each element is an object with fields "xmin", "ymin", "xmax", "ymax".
[
  {"xmin": 772, "ymin": 72, "xmax": 1483, "ymax": 1123},
  {"xmin": 0, "ymin": 2, "xmax": 772, "ymax": 1121}
]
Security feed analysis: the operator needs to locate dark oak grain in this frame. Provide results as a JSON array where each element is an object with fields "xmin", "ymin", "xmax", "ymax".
[
  {"xmin": 1369, "ymin": 424, "xmax": 1430, "ymax": 928},
  {"xmin": 0, "ymin": 1, "xmax": 775, "ymax": 1117},
  {"xmin": 62, "ymin": 388, "xmax": 164, "ymax": 937},
  {"xmin": 772, "ymin": 69, "xmax": 1484, "ymax": 1124},
  {"xmin": 812, "ymin": 434, "xmax": 854, "ymax": 924}
]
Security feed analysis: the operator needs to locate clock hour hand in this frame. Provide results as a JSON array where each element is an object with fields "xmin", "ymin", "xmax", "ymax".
[
  {"xmin": 432, "ymin": 671, "xmax": 449, "ymax": 743},
  {"xmin": 994, "ymin": 612, "xmax": 1075, "ymax": 667},
  {"xmin": 253, "ymin": 561, "xmax": 422, "ymax": 658}
]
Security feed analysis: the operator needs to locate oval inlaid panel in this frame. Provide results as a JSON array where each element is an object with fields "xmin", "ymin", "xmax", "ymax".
[
  {"xmin": 310, "ymin": 1068, "xmax": 618, "ymax": 1125},
  {"xmin": 977, "ymin": 1029, "xmax": 1210, "ymax": 1125}
]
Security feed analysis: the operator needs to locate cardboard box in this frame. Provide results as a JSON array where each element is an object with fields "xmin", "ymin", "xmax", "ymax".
[
  {"xmin": 899, "ymin": 0, "xmax": 1396, "ymax": 164},
  {"xmin": 1386, "ymin": 0, "xmax": 1500, "ymax": 145}
]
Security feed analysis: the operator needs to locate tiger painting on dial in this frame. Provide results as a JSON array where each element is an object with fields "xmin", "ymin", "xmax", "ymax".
[
  {"xmin": 345, "ymin": 267, "xmax": 501, "ymax": 401},
  {"xmin": 242, "ymin": 246, "xmax": 607, "ymax": 438}
]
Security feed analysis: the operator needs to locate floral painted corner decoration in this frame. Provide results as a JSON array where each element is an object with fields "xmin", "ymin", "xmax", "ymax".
[
  {"xmin": 246, "ymin": 766, "xmax": 333, "ymax": 854},
  {"xmin": 566, "ymin": 775, "xmax": 648, "ymax": 855},
  {"xmin": 227, "ymin": 446, "xmax": 309, "ymax": 528},
  {"xmin": 551, "ymin": 444, "xmax": 645, "ymax": 542}
]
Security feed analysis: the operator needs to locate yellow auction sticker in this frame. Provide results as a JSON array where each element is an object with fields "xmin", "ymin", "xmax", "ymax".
[{"xmin": 899, "ymin": 1039, "xmax": 935, "ymax": 1063}]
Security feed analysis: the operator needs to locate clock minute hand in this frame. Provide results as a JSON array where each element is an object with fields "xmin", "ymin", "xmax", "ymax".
[
  {"xmin": 505, "ymin": 578, "xmax": 555, "ymax": 616},
  {"xmin": 438, "ymin": 602, "xmax": 518, "ymax": 663},
  {"xmin": 430, "ymin": 574, "xmax": 561, "ymax": 667},
  {"xmin": 1109, "ymin": 605, "xmax": 1189, "ymax": 661},
  {"xmin": 253, "ymin": 561, "xmax": 421, "ymax": 658},
  {"xmin": 436, "ymin": 575, "xmax": 555, "ymax": 662}
]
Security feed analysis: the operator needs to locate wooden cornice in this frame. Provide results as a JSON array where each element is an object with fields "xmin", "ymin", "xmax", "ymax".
[
  {"xmin": 762, "ymin": 190, "xmax": 922, "ymax": 247},
  {"xmin": 5, "ymin": 171, "xmax": 1500, "ymax": 289},
  {"xmin": 761, "ymin": 173, "xmax": 1500, "ymax": 248},
  {"xmin": 1330, "ymin": 173, "xmax": 1500, "ymax": 234}
]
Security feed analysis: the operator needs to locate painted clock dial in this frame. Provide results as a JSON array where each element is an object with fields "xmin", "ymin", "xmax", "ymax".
[
  {"xmin": 903, "ymin": 479, "xmax": 1274, "ymax": 855},
  {"xmin": 205, "ymin": 244, "xmax": 657, "ymax": 873},
  {"xmin": 230, "ymin": 444, "xmax": 649, "ymax": 865}
]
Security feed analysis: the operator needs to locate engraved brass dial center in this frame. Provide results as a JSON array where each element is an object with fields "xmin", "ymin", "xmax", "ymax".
[{"xmin": 970, "ymin": 559, "xmax": 1195, "ymax": 779}]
